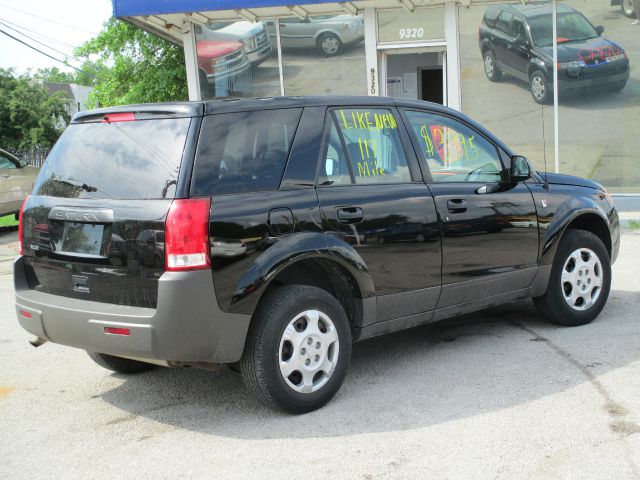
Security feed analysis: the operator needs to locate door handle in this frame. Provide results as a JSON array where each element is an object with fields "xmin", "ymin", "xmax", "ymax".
[
  {"xmin": 446, "ymin": 199, "xmax": 467, "ymax": 213},
  {"xmin": 337, "ymin": 207, "xmax": 363, "ymax": 224}
]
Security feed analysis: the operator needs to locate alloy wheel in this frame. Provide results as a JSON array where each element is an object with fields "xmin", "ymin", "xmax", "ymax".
[
  {"xmin": 321, "ymin": 36, "xmax": 340, "ymax": 55},
  {"xmin": 531, "ymin": 75, "xmax": 545, "ymax": 100},
  {"xmin": 484, "ymin": 54, "xmax": 494, "ymax": 77}
]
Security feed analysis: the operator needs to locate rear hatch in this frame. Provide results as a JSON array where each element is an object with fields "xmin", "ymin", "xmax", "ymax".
[{"xmin": 21, "ymin": 105, "xmax": 201, "ymax": 308}]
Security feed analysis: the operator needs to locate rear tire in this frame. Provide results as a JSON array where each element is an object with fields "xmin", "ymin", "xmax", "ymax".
[
  {"xmin": 87, "ymin": 352, "xmax": 156, "ymax": 374},
  {"xmin": 240, "ymin": 285, "xmax": 352, "ymax": 414},
  {"xmin": 483, "ymin": 50, "xmax": 502, "ymax": 82},
  {"xmin": 534, "ymin": 230, "xmax": 611, "ymax": 327},
  {"xmin": 622, "ymin": 0, "xmax": 636, "ymax": 18}
]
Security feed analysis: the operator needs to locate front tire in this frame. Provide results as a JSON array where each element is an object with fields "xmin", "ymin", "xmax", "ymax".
[
  {"xmin": 534, "ymin": 230, "xmax": 611, "ymax": 326},
  {"xmin": 530, "ymin": 70, "xmax": 550, "ymax": 104},
  {"xmin": 87, "ymin": 352, "xmax": 156, "ymax": 374},
  {"xmin": 240, "ymin": 285, "xmax": 352, "ymax": 414}
]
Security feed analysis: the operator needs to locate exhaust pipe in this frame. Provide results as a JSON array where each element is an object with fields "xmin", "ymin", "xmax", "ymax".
[{"xmin": 28, "ymin": 337, "xmax": 47, "ymax": 347}]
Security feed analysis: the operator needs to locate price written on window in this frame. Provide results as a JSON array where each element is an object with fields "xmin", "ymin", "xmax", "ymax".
[
  {"xmin": 419, "ymin": 124, "xmax": 479, "ymax": 167},
  {"xmin": 399, "ymin": 27, "xmax": 424, "ymax": 40}
]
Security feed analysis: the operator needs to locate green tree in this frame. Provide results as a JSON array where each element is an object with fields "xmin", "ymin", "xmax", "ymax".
[
  {"xmin": 33, "ymin": 65, "xmax": 97, "ymax": 87},
  {"xmin": 0, "ymin": 68, "xmax": 67, "ymax": 150},
  {"xmin": 75, "ymin": 19, "xmax": 187, "ymax": 107}
]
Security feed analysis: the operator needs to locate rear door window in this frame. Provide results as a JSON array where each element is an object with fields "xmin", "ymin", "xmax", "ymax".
[
  {"xmin": 319, "ymin": 108, "xmax": 412, "ymax": 185},
  {"xmin": 496, "ymin": 11, "xmax": 514, "ymax": 35},
  {"xmin": 192, "ymin": 108, "xmax": 302, "ymax": 196},
  {"xmin": 34, "ymin": 118, "xmax": 192, "ymax": 199}
]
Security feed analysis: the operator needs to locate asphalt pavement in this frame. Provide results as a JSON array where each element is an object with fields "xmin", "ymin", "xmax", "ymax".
[{"xmin": 1, "ymin": 227, "xmax": 639, "ymax": 479}]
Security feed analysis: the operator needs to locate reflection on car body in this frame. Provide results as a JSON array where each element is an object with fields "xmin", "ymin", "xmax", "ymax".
[
  {"xmin": 135, "ymin": 229, "xmax": 164, "ymax": 267},
  {"xmin": 479, "ymin": 3, "xmax": 630, "ymax": 104},
  {"xmin": 211, "ymin": 238, "xmax": 247, "ymax": 258}
]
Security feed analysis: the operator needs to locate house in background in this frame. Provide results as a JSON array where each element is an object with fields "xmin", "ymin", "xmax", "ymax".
[{"xmin": 43, "ymin": 82, "xmax": 93, "ymax": 127}]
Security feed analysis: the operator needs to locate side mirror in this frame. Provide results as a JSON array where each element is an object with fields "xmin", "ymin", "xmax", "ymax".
[
  {"xmin": 510, "ymin": 155, "xmax": 530, "ymax": 182},
  {"xmin": 19, "ymin": 159, "xmax": 28, "ymax": 168},
  {"xmin": 595, "ymin": 25, "xmax": 605, "ymax": 35},
  {"xmin": 194, "ymin": 25, "xmax": 202, "ymax": 35}
]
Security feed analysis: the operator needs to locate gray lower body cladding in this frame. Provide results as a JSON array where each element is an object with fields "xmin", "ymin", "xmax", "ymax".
[{"xmin": 14, "ymin": 256, "xmax": 251, "ymax": 364}]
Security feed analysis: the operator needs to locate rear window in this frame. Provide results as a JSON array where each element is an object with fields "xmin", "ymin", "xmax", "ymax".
[
  {"xmin": 191, "ymin": 108, "xmax": 302, "ymax": 196},
  {"xmin": 34, "ymin": 118, "xmax": 192, "ymax": 199}
]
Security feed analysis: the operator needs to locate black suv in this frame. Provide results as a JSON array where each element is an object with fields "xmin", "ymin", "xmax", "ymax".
[
  {"xmin": 15, "ymin": 97, "xmax": 619, "ymax": 413},
  {"xmin": 480, "ymin": 3, "xmax": 630, "ymax": 103}
]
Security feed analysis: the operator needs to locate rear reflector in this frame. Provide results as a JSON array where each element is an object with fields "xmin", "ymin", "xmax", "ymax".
[
  {"xmin": 102, "ymin": 112, "xmax": 136, "ymax": 123},
  {"xmin": 165, "ymin": 198, "xmax": 211, "ymax": 271},
  {"xmin": 18, "ymin": 196, "xmax": 28, "ymax": 255},
  {"xmin": 19, "ymin": 309, "xmax": 32, "ymax": 319},
  {"xmin": 104, "ymin": 327, "xmax": 131, "ymax": 336}
]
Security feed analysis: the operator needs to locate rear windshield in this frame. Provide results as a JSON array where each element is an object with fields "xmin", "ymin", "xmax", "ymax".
[
  {"xmin": 34, "ymin": 118, "xmax": 192, "ymax": 199},
  {"xmin": 191, "ymin": 108, "xmax": 302, "ymax": 196}
]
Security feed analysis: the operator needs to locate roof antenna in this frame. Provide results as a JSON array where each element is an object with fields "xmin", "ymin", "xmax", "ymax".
[{"xmin": 541, "ymin": 103, "xmax": 550, "ymax": 190}]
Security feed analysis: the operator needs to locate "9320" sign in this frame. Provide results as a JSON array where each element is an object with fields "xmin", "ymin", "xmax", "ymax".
[{"xmin": 399, "ymin": 27, "xmax": 424, "ymax": 40}]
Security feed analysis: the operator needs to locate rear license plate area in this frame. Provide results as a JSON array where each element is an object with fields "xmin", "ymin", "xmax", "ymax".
[{"xmin": 59, "ymin": 222, "xmax": 105, "ymax": 257}]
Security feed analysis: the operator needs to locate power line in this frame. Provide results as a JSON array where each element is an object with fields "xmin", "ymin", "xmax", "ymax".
[
  {"xmin": 0, "ymin": 3, "xmax": 99, "ymax": 35},
  {"xmin": 0, "ymin": 28, "xmax": 83, "ymax": 72},
  {"xmin": 0, "ymin": 20, "xmax": 80, "ymax": 63},
  {"xmin": 0, "ymin": 16, "xmax": 78, "ymax": 49}
]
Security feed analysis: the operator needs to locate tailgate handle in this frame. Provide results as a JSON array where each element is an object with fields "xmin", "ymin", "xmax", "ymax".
[{"xmin": 49, "ymin": 207, "xmax": 114, "ymax": 223}]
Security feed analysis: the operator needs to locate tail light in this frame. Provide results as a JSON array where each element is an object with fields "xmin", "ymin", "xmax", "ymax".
[
  {"xmin": 18, "ymin": 195, "xmax": 29, "ymax": 255},
  {"xmin": 165, "ymin": 198, "xmax": 211, "ymax": 271}
]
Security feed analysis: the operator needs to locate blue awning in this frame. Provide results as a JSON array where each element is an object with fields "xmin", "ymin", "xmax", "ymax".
[{"xmin": 112, "ymin": 0, "xmax": 332, "ymax": 17}]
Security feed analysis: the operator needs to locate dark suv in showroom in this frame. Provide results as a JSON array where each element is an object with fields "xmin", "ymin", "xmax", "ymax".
[
  {"xmin": 480, "ymin": 3, "xmax": 630, "ymax": 103},
  {"xmin": 15, "ymin": 97, "xmax": 619, "ymax": 413}
]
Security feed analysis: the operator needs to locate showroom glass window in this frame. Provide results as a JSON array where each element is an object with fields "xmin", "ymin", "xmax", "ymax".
[
  {"xmin": 557, "ymin": 0, "xmax": 635, "ymax": 193},
  {"xmin": 276, "ymin": 14, "xmax": 367, "ymax": 96},
  {"xmin": 194, "ymin": 19, "xmax": 279, "ymax": 99},
  {"xmin": 458, "ymin": 2, "xmax": 554, "ymax": 174}
]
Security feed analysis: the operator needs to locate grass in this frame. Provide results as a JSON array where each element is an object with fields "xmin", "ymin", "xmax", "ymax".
[
  {"xmin": 0, "ymin": 214, "xmax": 18, "ymax": 227},
  {"xmin": 626, "ymin": 220, "xmax": 640, "ymax": 230}
]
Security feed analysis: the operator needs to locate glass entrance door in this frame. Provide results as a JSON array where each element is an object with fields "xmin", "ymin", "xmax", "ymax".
[{"xmin": 383, "ymin": 50, "xmax": 446, "ymax": 105}]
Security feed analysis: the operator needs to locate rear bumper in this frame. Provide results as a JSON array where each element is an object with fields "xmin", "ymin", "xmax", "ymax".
[{"xmin": 14, "ymin": 256, "xmax": 251, "ymax": 364}]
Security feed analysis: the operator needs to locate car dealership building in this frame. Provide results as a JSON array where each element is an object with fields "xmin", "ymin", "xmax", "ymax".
[{"xmin": 112, "ymin": 0, "xmax": 639, "ymax": 194}]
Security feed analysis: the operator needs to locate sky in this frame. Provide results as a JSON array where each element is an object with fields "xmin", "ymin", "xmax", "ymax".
[{"xmin": 0, "ymin": 0, "xmax": 113, "ymax": 74}]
